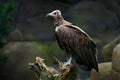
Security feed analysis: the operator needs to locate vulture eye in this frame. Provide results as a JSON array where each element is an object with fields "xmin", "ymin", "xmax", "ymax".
[{"xmin": 53, "ymin": 12, "xmax": 57, "ymax": 15}]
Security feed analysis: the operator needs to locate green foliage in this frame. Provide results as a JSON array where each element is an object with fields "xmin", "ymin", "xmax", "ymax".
[
  {"xmin": 0, "ymin": 0, "xmax": 17, "ymax": 68},
  {"xmin": 35, "ymin": 42, "xmax": 64, "ymax": 65},
  {"xmin": 0, "ymin": 0, "xmax": 17, "ymax": 47}
]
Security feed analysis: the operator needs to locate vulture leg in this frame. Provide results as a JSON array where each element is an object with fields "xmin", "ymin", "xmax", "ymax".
[
  {"xmin": 65, "ymin": 50, "xmax": 72, "ymax": 59},
  {"xmin": 63, "ymin": 50, "xmax": 73, "ymax": 67}
]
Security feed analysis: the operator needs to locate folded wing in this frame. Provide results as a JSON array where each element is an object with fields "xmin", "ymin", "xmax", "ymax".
[{"xmin": 55, "ymin": 25, "xmax": 98, "ymax": 72}]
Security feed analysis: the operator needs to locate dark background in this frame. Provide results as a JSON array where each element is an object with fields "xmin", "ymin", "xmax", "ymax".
[{"xmin": 0, "ymin": 0, "xmax": 120, "ymax": 80}]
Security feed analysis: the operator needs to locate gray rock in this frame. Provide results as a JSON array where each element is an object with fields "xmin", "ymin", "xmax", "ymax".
[
  {"xmin": 1, "ymin": 42, "xmax": 64, "ymax": 80},
  {"xmin": 108, "ymin": 69, "xmax": 120, "ymax": 80},
  {"xmin": 91, "ymin": 62, "xmax": 112, "ymax": 80},
  {"xmin": 112, "ymin": 43, "xmax": 120, "ymax": 72},
  {"xmin": 102, "ymin": 36, "xmax": 120, "ymax": 62},
  {"xmin": 91, "ymin": 62, "xmax": 120, "ymax": 80}
]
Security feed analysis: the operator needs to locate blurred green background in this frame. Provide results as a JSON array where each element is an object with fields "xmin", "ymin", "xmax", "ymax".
[{"xmin": 0, "ymin": 0, "xmax": 120, "ymax": 80}]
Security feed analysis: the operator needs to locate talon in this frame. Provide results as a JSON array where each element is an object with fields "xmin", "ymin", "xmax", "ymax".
[{"xmin": 63, "ymin": 57, "xmax": 72, "ymax": 67}]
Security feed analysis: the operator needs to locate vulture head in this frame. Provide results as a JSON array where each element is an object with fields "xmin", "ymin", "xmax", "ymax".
[{"xmin": 46, "ymin": 10, "xmax": 62, "ymax": 19}]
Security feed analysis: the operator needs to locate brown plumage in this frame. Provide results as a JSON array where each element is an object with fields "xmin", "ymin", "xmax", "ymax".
[{"xmin": 46, "ymin": 10, "xmax": 99, "ymax": 72}]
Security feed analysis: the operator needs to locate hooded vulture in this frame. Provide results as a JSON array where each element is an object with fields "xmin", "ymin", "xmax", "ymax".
[{"xmin": 46, "ymin": 10, "xmax": 99, "ymax": 72}]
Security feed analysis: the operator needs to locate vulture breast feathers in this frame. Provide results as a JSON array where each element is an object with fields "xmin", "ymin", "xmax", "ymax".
[{"xmin": 55, "ymin": 25, "xmax": 98, "ymax": 72}]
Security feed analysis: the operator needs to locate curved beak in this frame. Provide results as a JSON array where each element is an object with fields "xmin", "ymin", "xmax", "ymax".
[{"xmin": 46, "ymin": 12, "xmax": 53, "ymax": 17}]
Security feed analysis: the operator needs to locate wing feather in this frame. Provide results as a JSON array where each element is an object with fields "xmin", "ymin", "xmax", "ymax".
[{"xmin": 55, "ymin": 25, "xmax": 98, "ymax": 71}]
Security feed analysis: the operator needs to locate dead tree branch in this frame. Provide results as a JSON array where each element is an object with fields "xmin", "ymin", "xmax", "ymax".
[{"xmin": 29, "ymin": 56, "xmax": 79, "ymax": 80}]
